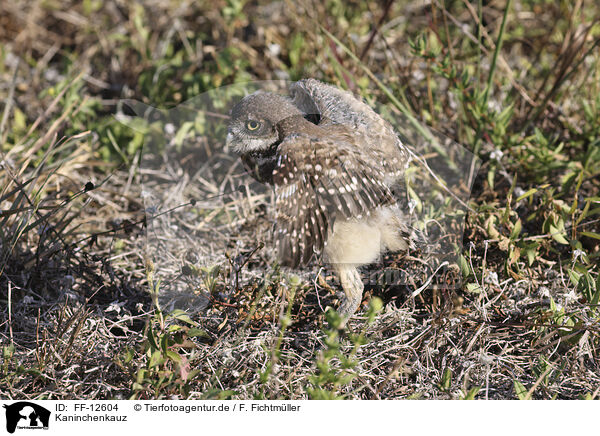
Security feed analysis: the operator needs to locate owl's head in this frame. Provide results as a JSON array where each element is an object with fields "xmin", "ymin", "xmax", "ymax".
[
  {"xmin": 226, "ymin": 91, "xmax": 302, "ymax": 155},
  {"xmin": 226, "ymin": 92, "xmax": 305, "ymax": 183}
]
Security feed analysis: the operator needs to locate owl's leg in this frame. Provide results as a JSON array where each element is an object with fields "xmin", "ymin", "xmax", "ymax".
[
  {"xmin": 324, "ymin": 217, "xmax": 380, "ymax": 322},
  {"xmin": 336, "ymin": 266, "xmax": 364, "ymax": 320}
]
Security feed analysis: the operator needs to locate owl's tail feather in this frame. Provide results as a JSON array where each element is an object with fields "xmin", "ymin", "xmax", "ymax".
[{"xmin": 405, "ymin": 226, "xmax": 428, "ymax": 252}]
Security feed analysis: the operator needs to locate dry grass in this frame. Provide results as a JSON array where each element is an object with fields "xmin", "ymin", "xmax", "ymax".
[{"xmin": 1, "ymin": 0, "xmax": 599, "ymax": 399}]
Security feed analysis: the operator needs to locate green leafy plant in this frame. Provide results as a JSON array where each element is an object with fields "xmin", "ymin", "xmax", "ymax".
[
  {"xmin": 116, "ymin": 260, "xmax": 208, "ymax": 399},
  {"xmin": 306, "ymin": 298, "xmax": 383, "ymax": 399}
]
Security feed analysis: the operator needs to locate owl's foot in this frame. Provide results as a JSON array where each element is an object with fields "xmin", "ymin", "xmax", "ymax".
[{"xmin": 336, "ymin": 266, "xmax": 365, "ymax": 325}]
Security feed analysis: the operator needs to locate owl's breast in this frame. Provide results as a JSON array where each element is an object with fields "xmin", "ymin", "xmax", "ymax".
[{"xmin": 241, "ymin": 150, "xmax": 277, "ymax": 184}]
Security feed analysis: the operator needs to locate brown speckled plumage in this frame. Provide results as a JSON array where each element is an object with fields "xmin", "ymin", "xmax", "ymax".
[{"xmin": 226, "ymin": 79, "xmax": 414, "ymax": 320}]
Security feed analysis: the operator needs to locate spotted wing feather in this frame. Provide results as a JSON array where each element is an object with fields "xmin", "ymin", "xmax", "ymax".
[
  {"xmin": 272, "ymin": 134, "xmax": 395, "ymax": 268},
  {"xmin": 290, "ymin": 79, "xmax": 411, "ymax": 183}
]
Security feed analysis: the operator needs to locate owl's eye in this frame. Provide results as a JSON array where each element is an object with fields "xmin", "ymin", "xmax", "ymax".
[{"xmin": 246, "ymin": 120, "xmax": 261, "ymax": 131}]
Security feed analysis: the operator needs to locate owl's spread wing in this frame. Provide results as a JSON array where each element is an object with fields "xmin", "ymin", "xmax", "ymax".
[
  {"xmin": 290, "ymin": 78, "xmax": 383, "ymax": 128},
  {"xmin": 290, "ymin": 79, "xmax": 411, "ymax": 180},
  {"xmin": 271, "ymin": 133, "xmax": 396, "ymax": 268}
]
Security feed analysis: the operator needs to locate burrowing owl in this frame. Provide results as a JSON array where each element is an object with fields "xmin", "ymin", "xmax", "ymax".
[{"xmin": 226, "ymin": 79, "xmax": 414, "ymax": 320}]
